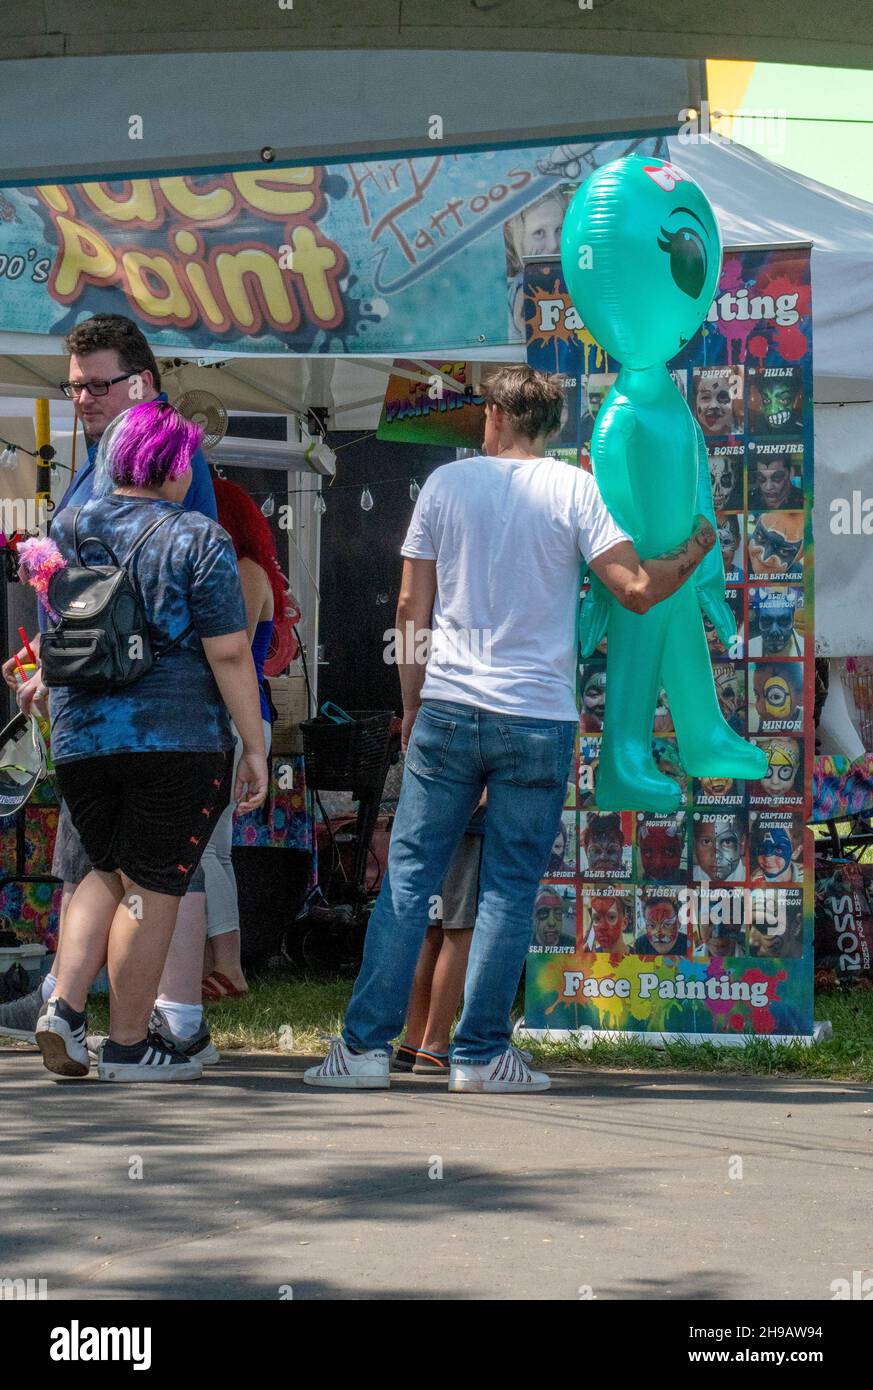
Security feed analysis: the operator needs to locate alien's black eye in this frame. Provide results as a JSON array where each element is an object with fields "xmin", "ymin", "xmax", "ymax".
[{"xmin": 657, "ymin": 225, "xmax": 707, "ymax": 299}]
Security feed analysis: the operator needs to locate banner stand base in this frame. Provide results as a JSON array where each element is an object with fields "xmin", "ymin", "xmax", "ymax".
[{"xmin": 513, "ymin": 1023, "xmax": 815, "ymax": 1049}]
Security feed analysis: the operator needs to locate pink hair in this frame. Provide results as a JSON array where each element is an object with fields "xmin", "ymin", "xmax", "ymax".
[{"xmin": 106, "ymin": 400, "xmax": 202, "ymax": 488}]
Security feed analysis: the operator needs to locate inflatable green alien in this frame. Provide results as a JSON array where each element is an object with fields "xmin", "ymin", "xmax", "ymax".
[{"xmin": 561, "ymin": 155, "xmax": 768, "ymax": 811}]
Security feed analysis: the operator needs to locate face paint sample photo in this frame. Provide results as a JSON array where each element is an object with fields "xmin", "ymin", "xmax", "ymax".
[
  {"xmin": 694, "ymin": 887, "xmax": 748, "ymax": 960},
  {"xmin": 707, "ymin": 443, "xmax": 744, "ymax": 511},
  {"xmin": 579, "ymin": 372, "xmax": 617, "ymax": 446},
  {"xmin": 692, "ymin": 771, "xmax": 745, "ymax": 808},
  {"xmin": 748, "ymin": 886, "xmax": 803, "ymax": 958},
  {"xmin": 746, "ymin": 365, "xmax": 804, "ymax": 435},
  {"xmin": 633, "ymin": 887, "xmax": 690, "ymax": 957},
  {"xmin": 580, "ymin": 886, "xmax": 635, "ymax": 955},
  {"xmin": 505, "ymin": 185, "xmax": 573, "ymax": 340},
  {"xmin": 716, "ymin": 511, "xmax": 744, "ymax": 583},
  {"xmin": 750, "ymin": 811, "xmax": 804, "ymax": 884},
  {"xmin": 530, "ymin": 886, "xmax": 578, "ymax": 952},
  {"xmin": 747, "ymin": 441, "xmax": 804, "ymax": 511},
  {"xmin": 693, "ymin": 366, "xmax": 744, "ymax": 438},
  {"xmin": 748, "ymin": 737, "xmax": 804, "ymax": 806},
  {"xmin": 712, "ymin": 662, "xmax": 747, "ymax": 733},
  {"xmin": 704, "ymin": 588, "xmax": 744, "ymax": 659},
  {"xmin": 692, "ymin": 811, "xmax": 749, "ymax": 884},
  {"xmin": 749, "ymin": 661, "xmax": 804, "ymax": 734},
  {"xmin": 544, "ymin": 810, "xmax": 578, "ymax": 879},
  {"xmin": 579, "ymin": 660, "xmax": 607, "ymax": 731},
  {"xmin": 748, "ymin": 586, "xmax": 804, "ymax": 658},
  {"xmin": 634, "ymin": 811, "xmax": 688, "ymax": 884},
  {"xmin": 579, "ymin": 811, "xmax": 633, "ymax": 879},
  {"xmin": 577, "ymin": 735, "xmax": 600, "ymax": 808},
  {"xmin": 748, "ymin": 511, "xmax": 804, "ymax": 581}
]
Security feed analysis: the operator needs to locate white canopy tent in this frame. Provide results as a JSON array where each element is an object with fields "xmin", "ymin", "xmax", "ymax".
[{"xmin": 1, "ymin": 135, "xmax": 871, "ymax": 650}]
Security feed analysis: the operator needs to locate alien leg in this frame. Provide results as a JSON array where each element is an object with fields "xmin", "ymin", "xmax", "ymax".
[
  {"xmin": 660, "ymin": 584, "xmax": 768, "ymax": 780},
  {"xmin": 595, "ymin": 596, "xmax": 682, "ymax": 813}
]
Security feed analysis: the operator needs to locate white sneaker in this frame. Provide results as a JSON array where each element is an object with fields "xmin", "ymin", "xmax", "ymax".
[
  {"xmin": 35, "ymin": 998, "xmax": 90, "ymax": 1078},
  {"xmin": 449, "ymin": 1045, "xmax": 551, "ymax": 1094},
  {"xmin": 303, "ymin": 1037, "xmax": 390, "ymax": 1089}
]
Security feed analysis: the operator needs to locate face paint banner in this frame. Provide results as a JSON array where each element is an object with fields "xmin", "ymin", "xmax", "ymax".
[
  {"xmin": 525, "ymin": 243, "xmax": 815, "ymax": 1042},
  {"xmin": 0, "ymin": 136, "xmax": 665, "ymax": 355}
]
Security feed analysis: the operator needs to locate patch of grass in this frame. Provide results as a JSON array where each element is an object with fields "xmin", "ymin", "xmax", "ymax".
[{"xmin": 86, "ymin": 976, "xmax": 873, "ymax": 1081}]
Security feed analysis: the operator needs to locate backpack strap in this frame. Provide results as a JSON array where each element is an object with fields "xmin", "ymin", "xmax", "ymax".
[
  {"xmin": 72, "ymin": 507, "xmax": 120, "ymax": 569},
  {"xmin": 123, "ymin": 508, "xmax": 196, "ymax": 660}
]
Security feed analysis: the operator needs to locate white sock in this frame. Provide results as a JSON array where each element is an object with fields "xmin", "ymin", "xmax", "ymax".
[
  {"xmin": 41, "ymin": 973, "xmax": 58, "ymax": 1003},
  {"xmin": 156, "ymin": 999, "xmax": 203, "ymax": 1039}
]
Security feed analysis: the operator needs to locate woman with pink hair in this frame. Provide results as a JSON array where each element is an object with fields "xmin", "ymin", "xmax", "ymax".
[{"xmin": 28, "ymin": 401, "xmax": 268, "ymax": 1083}]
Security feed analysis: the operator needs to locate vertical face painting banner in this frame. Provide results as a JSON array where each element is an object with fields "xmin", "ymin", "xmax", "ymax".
[
  {"xmin": 0, "ymin": 136, "xmax": 666, "ymax": 355},
  {"xmin": 525, "ymin": 244, "xmax": 815, "ymax": 1040}
]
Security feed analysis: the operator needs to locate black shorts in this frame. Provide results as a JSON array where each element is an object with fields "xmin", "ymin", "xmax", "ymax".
[{"xmin": 54, "ymin": 750, "xmax": 234, "ymax": 897}]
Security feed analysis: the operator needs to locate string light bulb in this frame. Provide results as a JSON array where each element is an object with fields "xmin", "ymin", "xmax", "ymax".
[
  {"xmin": 360, "ymin": 486, "xmax": 374, "ymax": 512},
  {"xmin": 313, "ymin": 493, "xmax": 327, "ymax": 515},
  {"xmin": 409, "ymin": 477, "xmax": 421, "ymax": 501},
  {"xmin": 261, "ymin": 495, "xmax": 275, "ymax": 518},
  {"xmin": 0, "ymin": 445, "xmax": 17, "ymax": 470}
]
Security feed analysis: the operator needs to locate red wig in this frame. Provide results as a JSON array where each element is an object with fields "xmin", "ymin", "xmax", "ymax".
[{"xmin": 213, "ymin": 477, "xmax": 287, "ymax": 623}]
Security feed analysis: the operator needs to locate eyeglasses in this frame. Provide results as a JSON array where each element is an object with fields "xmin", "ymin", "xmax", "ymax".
[{"xmin": 58, "ymin": 372, "xmax": 137, "ymax": 399}]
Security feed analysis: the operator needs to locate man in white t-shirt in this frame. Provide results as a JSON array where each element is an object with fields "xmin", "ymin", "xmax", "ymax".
[{"xmin": 306, "ymin": 365, "xmax": 716, "ymax": 1095}]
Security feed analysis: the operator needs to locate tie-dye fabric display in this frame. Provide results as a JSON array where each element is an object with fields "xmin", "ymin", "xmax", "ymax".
[{"xmin": 524, "ymin": 244, "xmax": 815, "ymax": 1039}]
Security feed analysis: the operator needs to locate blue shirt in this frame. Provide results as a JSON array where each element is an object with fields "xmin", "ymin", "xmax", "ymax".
[
  {"xmin": 43, "ymin": 394, "xmax": 217, "ymax": 632},
  {"xmin": 47, "ymin": 493, "xmax": 246, "ymax": 764}
]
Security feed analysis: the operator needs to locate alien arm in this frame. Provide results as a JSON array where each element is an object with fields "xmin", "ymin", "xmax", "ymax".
[{"xmin": 691, "ymin": 418, "xmax": 737, "ymax": 647}]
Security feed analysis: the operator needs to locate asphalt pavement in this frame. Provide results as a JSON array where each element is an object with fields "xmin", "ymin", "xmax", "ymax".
[{"xmin": 2, "ymin": 1047, "xmax": 871, "ymax": 1300}]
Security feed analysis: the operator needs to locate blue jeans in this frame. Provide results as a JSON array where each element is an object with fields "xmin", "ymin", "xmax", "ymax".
[{"xmin": 342, "ymin": 700, "xmax": 577, "ymax": 1063}]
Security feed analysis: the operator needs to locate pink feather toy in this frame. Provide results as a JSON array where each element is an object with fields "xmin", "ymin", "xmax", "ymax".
[{"xmin": 17, "ymin": 536, "xmax": 67, "ymax": 622}]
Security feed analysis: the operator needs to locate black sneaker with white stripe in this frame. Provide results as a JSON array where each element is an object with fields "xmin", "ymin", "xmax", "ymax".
[
  {"xmin": 97, "ymin": 1031, "xmax": 203, "ymax": 1082},
  {"xmin": 0, "ymin": 984, "xmax": 44, "ymax": 1045},
  {"xmin": 149, "ymin": 1005, "xmax": 220, "ymax": 1065},
  {"xmin": 35, "ymin": 997, "xmax": 91, "ymax": 1078}
]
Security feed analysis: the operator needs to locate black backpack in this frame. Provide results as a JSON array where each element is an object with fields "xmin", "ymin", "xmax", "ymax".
[{"xmin": 41, "ymin": 506, "xmax": 192, "ymax": 691}]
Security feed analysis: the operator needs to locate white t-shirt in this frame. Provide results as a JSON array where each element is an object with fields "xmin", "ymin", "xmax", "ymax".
[{"xmin": 401, "ymin": 455, "xmax": 629, "ymax": 720}]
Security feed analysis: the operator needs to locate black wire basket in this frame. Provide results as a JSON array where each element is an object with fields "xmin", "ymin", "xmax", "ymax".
[{"xmin": 301, "ymin": 709, "xmax": 396, "ymax": 792}]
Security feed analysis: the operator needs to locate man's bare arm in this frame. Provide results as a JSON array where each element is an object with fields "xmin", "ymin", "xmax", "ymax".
[
  {"xmin": 395, "ymin": 558, "xmax": 437, "ymax": 743},
  {"xmin": 589, "ymin": 516, "xmax": 716, "ymax": 615}
]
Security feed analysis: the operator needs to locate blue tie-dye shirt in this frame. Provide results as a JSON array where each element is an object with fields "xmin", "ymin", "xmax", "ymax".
[{"xmin": 47, "ymin": 492, "xmax": 247, "ymax": 765}]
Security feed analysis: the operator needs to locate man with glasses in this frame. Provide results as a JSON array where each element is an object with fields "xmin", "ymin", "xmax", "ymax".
[{"xmin": 0, "ymin": 314, "xmax": 216, "ymax": 1048}]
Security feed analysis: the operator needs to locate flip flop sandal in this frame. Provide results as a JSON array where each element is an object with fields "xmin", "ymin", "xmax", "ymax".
[
  {"xmin": 392, "ymin": 1045, "xmax": 418, "ymax": 1072},
  {"xmin": 412, "ymin": 1049, "xmax": 450, "ymax": 1074},
  {"xmin": 201, "ymin": 972, "xmax": 247, "ymax": 1001}
]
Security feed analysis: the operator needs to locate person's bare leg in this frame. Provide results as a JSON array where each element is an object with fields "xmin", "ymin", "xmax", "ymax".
[
  {"xmin": 158, "ymin": 892, "xmax": 208, "ymax": 1005},
  {"xmin": 52, "ymin": 870, "xmax": 126, "ymax": 1012},
  {"xmin": 107, "ymin": 878, "xmax": 182, "ymax": 1045},
  {"xmin": 420, "ymin": 926, "xmax": 474, "ymax": 1055},
  {"xmin": 403, "ymin": 925, "xmax": 443, "ymax": 1051},
  {"xmin": 207, "ymin": 928, "xmax": 248, "ymax": 993}
]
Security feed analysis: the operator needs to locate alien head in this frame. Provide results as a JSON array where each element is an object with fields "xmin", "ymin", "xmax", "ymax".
[{"xmin": 560, "ymin": 156, "xmax": 722, "ymax": 368}]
